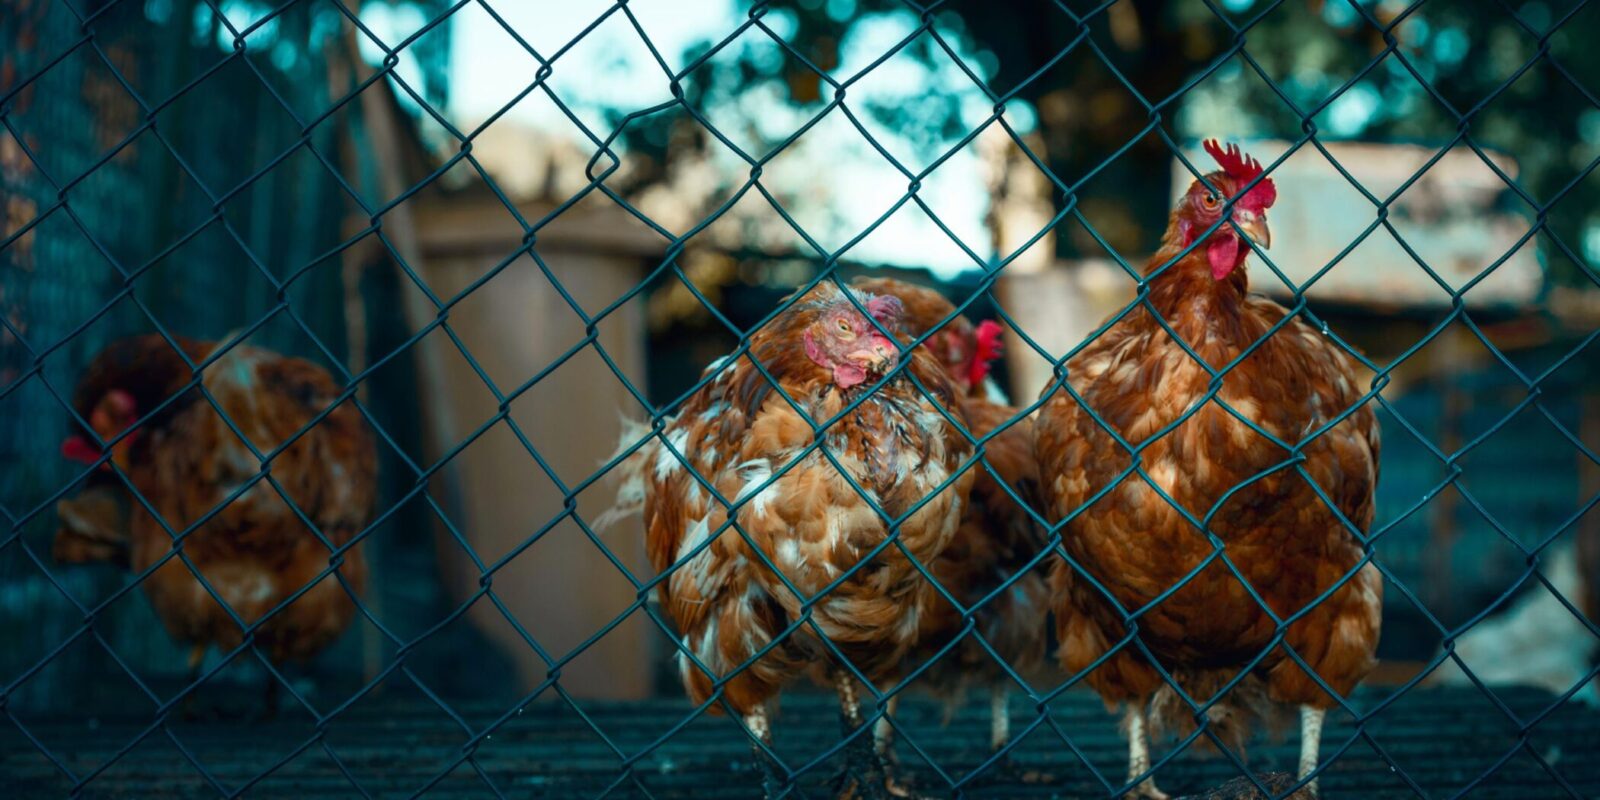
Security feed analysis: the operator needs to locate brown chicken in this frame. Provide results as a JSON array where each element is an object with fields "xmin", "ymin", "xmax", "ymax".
[
  {"xmin": 851, "ymin": 276, "xmax": 1007, "ymax": 402},
  {"xmin": 850, "ymin": 277, "xmax": 1049, "ymax": 765},
  {"xmin": 53, "ymin": 334, "xmax": 377, "ymax": 705},
  {"xmin": 1035, "ymin": 142, "xmax": 1381, "ymax": 798},
  {"xmin": 601, "ymin": 282, "xmax": 975, "ymax": 797}
]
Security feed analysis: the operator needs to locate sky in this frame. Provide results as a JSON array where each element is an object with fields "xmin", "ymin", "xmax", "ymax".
[
  {"xmin": 212, "ymin": 0, "xmax": 1599, "ymax": 275},
  {"xmin": 432, "ymin": 0, "xmax": 1006, "ymax": 277},
  {"xmin": 197, "ymin": 0, "xmax": 1028, "ymax": 277}
]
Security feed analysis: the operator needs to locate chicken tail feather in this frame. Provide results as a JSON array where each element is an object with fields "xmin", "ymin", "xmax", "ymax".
[{"xmin": 593, "ymin": 416, "xmax": 653, "ymax": 533}]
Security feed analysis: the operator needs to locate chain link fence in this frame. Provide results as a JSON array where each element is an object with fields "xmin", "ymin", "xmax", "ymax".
[{"xmin": 2, "ymin": 0, "xmax": 1598, "ymax": 798}]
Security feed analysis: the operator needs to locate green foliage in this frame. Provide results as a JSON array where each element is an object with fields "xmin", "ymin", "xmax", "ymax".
[{"xmin": 612, "ymin": 0, "xmax": 1597, "ymax": 287}]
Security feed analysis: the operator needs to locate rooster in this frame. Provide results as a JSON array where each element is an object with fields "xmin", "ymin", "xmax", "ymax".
[
  {"xmin": 849, "ymin": 277, "xmax": 1049, "ymax": 769},
  {"xmin": 601, "ymin": 282, "xmax": 975, "ymax": 798},
  {"xmin": 1035, "ymin": 141, "xmax": 1382, "ymax": 797},
  {"xmin": 53, "ymin": 334, "xmax": 377, "ymax": 709}
]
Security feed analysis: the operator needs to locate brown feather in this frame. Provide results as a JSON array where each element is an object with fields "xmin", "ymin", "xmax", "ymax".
[
  {"xmin": 608, "ymin": 283, "xmax": 976, "ymax": 715},
  {"xmin": 52, "ymin": 335, "xmax": 377, "ymax": 665},
  {"xmin": 850, "ymin": 277, "xmax": 1051, "ymax": 709},
  {"xmin": 1038, "ymin": 198, "xmax": 1382, "ymax": 755}
]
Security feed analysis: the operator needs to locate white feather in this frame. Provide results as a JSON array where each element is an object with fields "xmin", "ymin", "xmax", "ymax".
[
  {"xmin": 777, "ymin": 539, "xmax": 800, "ymax": 566},
  {"xmin": 677, "ymin": 517, "xmax": 711, "ymax": 562},
  {"xmin": 735, "ymin": 459, "xmax": 774, "ymax": 517},
  {"xmin": 982, "ymin": 377, "xmax": 1011, "ymax": 405},
  {"xmin": 655, "ymin": 428, "xmax": 691, "ymax": 479}
]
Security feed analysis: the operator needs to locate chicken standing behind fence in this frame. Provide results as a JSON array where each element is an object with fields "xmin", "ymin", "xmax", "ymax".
[
  {"xmin": 600, "ymin": 282, "xmax": 977, "ymax": 798},
  {"xmin": 1036, "ymin": 141, "xmax": 1382, "ymax": 798},
  {"xmin": 53, "ymin": 334, "xmax": 377, "ymax": 711}
]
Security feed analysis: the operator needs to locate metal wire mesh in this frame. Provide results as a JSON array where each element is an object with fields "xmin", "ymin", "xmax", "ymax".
[{"xmin": 1, "ymin": 0, "xmax": 1597, "ymax": 798}]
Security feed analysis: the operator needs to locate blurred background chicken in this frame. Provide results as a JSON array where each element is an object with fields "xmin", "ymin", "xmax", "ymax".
[
  {"xmin": 52, "ymin": 334, "xmax": 377, "ymax": 711},
  {"xmin": 601, "ymin": 283, "xmax": 975, "ymax": 798},
  {"xmin": 851, "ymin": 277, "xmax": 1050, "ymax": 769},
  {"xmin": 1036, "ymin": 142, "xmax": 1382, "ymax": 798}
]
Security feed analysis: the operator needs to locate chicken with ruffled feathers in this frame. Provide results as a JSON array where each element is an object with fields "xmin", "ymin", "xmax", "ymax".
[
  {"xmin": 849, "ymin": 277, "xmax": 1050, "ymax": 768},
  {"xmin": 602, "ymin": 282, "xmax": 976, "ymax": 797}
]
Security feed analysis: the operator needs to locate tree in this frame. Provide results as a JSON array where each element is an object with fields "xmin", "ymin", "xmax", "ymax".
[{"xmin": 608, "ymin": 0, "xmax": 1597, "ymax": 287}]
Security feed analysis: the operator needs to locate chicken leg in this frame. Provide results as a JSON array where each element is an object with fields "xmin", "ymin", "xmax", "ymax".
[
  {"xmin": 872, "ymin": 694, "xmax": 899, "ymax": 764},
  {"xmin": 973, "ymin": 686, "xmax": 1055, "ymax": 785},
  {"xmin": 745, "ymin": 703, "xmax": 782, "ymax": 799},
  {"xmin": 990, "ymin": 686, "xmax": 1010, "ymax": 752},
  {"xmin": 1124, "ymin": 704, "xmax": 1169, "ymax": 800},
  {"xmin": 179, "ymin": 644, "xmax": 208, "ymax": 721},
  {"xmin": 258, "ymin": 673, "xmax": 281, "ymax": 721},
  {"xmin": 1299, "ymin": 705, "xmax": 1325, "ymax": 796}
]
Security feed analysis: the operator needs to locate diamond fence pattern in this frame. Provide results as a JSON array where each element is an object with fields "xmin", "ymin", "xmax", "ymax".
[{"xmin": 1, "ymin": 0, "xmax": 1597, "ymax": 798}]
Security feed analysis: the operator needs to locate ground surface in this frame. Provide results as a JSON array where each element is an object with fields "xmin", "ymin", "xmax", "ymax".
[{"xmin": 1, "ymin": 685, "xmax": 1594, "ymax": 798}]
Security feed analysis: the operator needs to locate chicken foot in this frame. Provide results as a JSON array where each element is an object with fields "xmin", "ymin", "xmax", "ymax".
[
  {"xmin": 971, "ymin": 687, "xmax": 1053, "ymax": 786},
  {"xmin": 830, "ymin": 671, "xmax": 910, "ymax": 799}
]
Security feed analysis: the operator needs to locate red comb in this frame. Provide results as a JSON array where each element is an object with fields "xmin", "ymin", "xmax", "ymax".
[
  {"xmin": 1203, "ymin": 139, "xmax": 1277, "ymax": 208},
  {"xmin": 865, "ymin": 294, "xmax": 903, "ymax": 323},
  {"xmin": 968, "ymin": 320, "xmax": 1004, "ymax": 387}
]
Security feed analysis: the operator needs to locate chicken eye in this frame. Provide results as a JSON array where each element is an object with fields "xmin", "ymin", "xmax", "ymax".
[
  {"xmin": 1202, "ymin": 192, "xmax": 1220, "ymax": 209},
  {"xmin": 835, "ymin": 318, "xmax": 855, "ymax": 337}
]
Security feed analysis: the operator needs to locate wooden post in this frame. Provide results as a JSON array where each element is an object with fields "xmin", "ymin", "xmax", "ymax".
[{"xmin": 413, "ymin": 192, "xmax": 659, "ymax": 699}]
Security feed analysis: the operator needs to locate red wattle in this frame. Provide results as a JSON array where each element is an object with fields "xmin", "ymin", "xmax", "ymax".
[
  {"xmin": 1208, "ymin": 235, "xmax": 1240, "ymax": 280},
  {"xmin": 832, "ymin": 363, "xmax": 868, "ymax": 388}
]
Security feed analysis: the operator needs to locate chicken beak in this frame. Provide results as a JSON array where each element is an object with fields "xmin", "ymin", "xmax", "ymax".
[
  {"xmin": 1235, "ymin": 210, "xmax": 1271, "ymax": 250},
  {"xmin": 846, "ymin": 342, "xmax": 896, "ymax": 374},
  {"xmin": 110, "ymin": 442, "xmax": 133, "ymax": 473}
]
